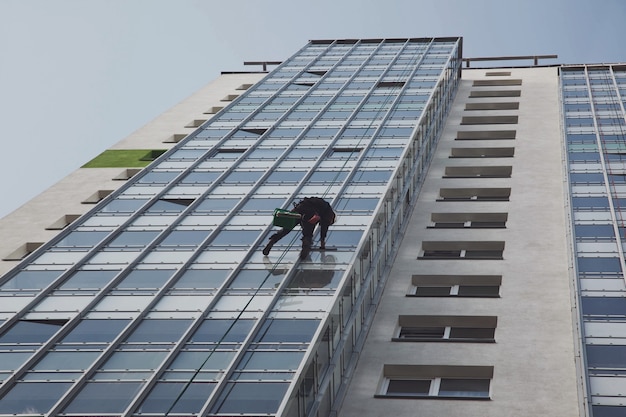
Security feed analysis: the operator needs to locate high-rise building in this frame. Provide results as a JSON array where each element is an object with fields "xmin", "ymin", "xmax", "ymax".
[{"xmin": 0, "ymin": 37, "xmax": 623, "ymax": 417}]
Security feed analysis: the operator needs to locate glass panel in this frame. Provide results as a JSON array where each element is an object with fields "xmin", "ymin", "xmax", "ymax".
[
  {"xmin": 0, "ymin": 382, "xmax": 72, "ymax": 414},
  {"xmin": 169, "ymin": 351, "xmax": 236, "ymax": 370},
  {"xmin": 195, "ymin": 198, "xmax": 240, "ymax": 212},
  {"xmin": 58, "ymin": 270, "xmax": 119, "ymax": 290},
  {"xmin": 387, "ymin": 379, "xmax": 430, "ymax": 395},
  {"xmin": 240, "ymin": 198, "xmax": 288, "ymax": 211},
  {"xmin": 33, "ymin": 351, "xmax": 100, "ymax": 370},
  {"xmin": 125, "ymin": 319, "xmax": 192, "ymax": 343},
  {"xmin": 100, "ymin": 199, "xmax": 148, "ymax": 213},
  {"xmin": 253, "ymin": 319, "xmax": 320, "ymax": 343},
  {"xmin": 55, "ymin": 231, "xmax": 110, "ymax": 247},
  {"xmin": 146, "ymin": 199, "xmax": 194, "ymax": 213},
  {"xmin": 210, "ymin": 230, "xmax": 262, "ymax": 246},
  {"xmin": 399, "ymin": 327, "xmax": 445, "ymax": 339},
  {"xmin": 0, "ymin": 352, "xmax": 33, "ymax": 370},
  {"xmin": 190, "ymin": 319, "xmax": 255, "ymax": 343},
  {"xmin": 172, "ymin": 269, "xmax": 231, "ymax": 289},
  {"xmin": 138, "ymin": 382, "xmax": 216, "ymax": 414},
  {"xmin": 212, "ymin": 382, "xmax": 289, "ymax": 414},
  {"xmin": 582, "ymin": 297, "xmax": 626, "ymax": 315},
  {"xmin": 0, "ymin": 320, "xmax": 65, "ymax": 344},
  {"xmin": 457, "ymin": 285, "xmax": 500, "ymax": 297},
  {"xmin": 449, "ymin": 328, "xmax": 495, "ymax": 340},
  {"xmin": 238, "ymin": 351, "xmax": 304, "ymax": 370},
  {"xmin": 265, "ymin": 171, "xmax": 307, "ymax": 184},
  {"xmin": 1, "ymin": 270, "xmax": 63, "ymax": 290},
  {"xmin": 63, "ymin": 382, "xmax": 144, "ymax": 413},
  {"xmin": 326, "ymin": 230, "xmax": 363, "ymax": 247},
  {"xmin": 288, "ymin": 269, "xmax": 343, "ymax": 290},
  {"xmin": 228, "ymin": 270, "xmax": 284, "ymax": 289},
  {"xmin": 107, "ymin": 231, "xmax": 160, "ymax": 247},
  {"xmin": 116, "ymin": 270, "xmax": 175, "ymax": 289},
  {"xmin": 180, "ymin": 171, "xmax": 220, "ymax": 184},
  {"xmin": 335, "ymin": 197, "xmax": 380, "ymax": 211},
  {"xmin": 438, "ymin": 378, "xmax": 490, "ymax": 397},
  {"xmin": 61, "ymin": 319, "xmax": 130, "ymax": 343},
  {"xmin": 415, "ymin": 287, "xmax": 451, "ymax": 297},
  {"xmin": 587, "ymin": 345, "xmax": 626, "ymax": 368},
  {"xmin": 159, "ymin": 230, "xmax": 211, "ymax": 247},
  {"xmin": 102, "ymin": 351, "xmax": 168, "ymax": 370}
]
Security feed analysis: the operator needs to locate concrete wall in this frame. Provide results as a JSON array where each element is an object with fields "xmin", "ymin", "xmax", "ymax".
[
  {"xmin": 340, "ymin": 67, "xmax": 581, "ymax": 416},
  {"xmin": 0, "ymin": 73, "xmax": 264, "ymax": 276}
]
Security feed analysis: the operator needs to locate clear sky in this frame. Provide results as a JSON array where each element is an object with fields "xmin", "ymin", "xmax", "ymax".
[{"xmin": 0, "ymin": 0, "xmax": 624, "ymax": 218}]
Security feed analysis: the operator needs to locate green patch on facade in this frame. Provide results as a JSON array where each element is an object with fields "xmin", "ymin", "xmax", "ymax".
[{"xmin": 82, "ymin": 149, "xmax": 167, "ymax": 168}]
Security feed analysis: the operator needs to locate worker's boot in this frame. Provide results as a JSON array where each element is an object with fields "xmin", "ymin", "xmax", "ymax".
[
  {"xmin": 262, "ymin": 236, "xmax": 278, "ymax": 256},
  {"xmin": 300, "ymin": 237, "xmax": 312, "ymax": 260}
]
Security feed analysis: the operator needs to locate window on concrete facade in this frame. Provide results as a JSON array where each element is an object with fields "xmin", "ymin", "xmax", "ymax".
[
  {"xmin": 408, "ymin": 275, "xmax": 501, "ymax": 298},
  {"xmin": 394, "ymin": 315, "xmax": 496, "ymax": 342},
  {"xmin": 378, "ymin": 365, "xmax": 492, "ymax": 399},
  {"xmin": 429, "ymin": 212, "xmax": 507, "ymax": 229},
  {"xmin": 420, "ymin": 241, "xmax": 504, "ymax": 260}
]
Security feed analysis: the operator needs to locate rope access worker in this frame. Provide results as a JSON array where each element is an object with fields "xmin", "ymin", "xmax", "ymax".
[{"xmin": 263, "ymin": 197, "xmax": 337, "ymax": 259}]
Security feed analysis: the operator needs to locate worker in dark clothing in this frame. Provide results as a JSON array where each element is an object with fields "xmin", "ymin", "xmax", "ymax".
[{"xmin": 263, "ymin": 197, "xmax": 336, "ymax": 259}]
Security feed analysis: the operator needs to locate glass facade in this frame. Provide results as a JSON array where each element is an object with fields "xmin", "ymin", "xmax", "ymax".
[
  {"xmin": 0, "ymin": 38, "xmax": 461, "ymax": 416},
  {"xmin": 562, "ymin": 64, "xmax": 626, "ymax": 417}
]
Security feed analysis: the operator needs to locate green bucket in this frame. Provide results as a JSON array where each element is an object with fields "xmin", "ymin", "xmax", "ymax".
[{"xmin": 273, "ymin": 208, "xmax": 301, "ymax": 228}]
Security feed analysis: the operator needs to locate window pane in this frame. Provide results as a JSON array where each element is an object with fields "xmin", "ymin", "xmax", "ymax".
[
  {"xmin": 102, "ymin": 351, "xmax": 168, "ymax": 370},
  {"xmin": 33, "ymin": 351, "xmax": 100, "ymax": 370},
  {"xmin": 63, "ymin": 382, "xmax": 144, "ymax": 413},
  {"xmin": 61, "ymin": 319, "xmax": 130, "ymax": 343},
  {"xmin": 58, "ymin": 270, "xmax": 119, "ymax": 290},
  {"xmin": 108, "ymin": 231, "xmax": 160, "ymax": 247},
  {"xmin": 0, "ymin": 352, "xmax": 32, "ymax": 370},
  {"xmin": 386, "ymin": 379, "xmax": 430, "ymax": 395},
  {"xmin": 449, "ymin": 328, "xmax": 495, "ymax": 340},
  {"xmin": 414, "ymin": 286, "xmax": 452, "ymax": 296},
  {"xmin": 288, "ymin": 269, "xmax": 343, "ymax": 290},
  {"xmin": 160, "ymin": 230, "xmax": 211, "ymax": 247},
  {"xmin": 172, "ymin": 269, "xmax": 230, "ymax": 289},
  {"xmin": 210, "ymin": 230, "xmax": 261, "ymax": 246},
  {"xmin": 212, "ymin": 382, "xmax": 289, "ymax": 414},
  {"xmin": 587, "ymin": 345, "xmax": 626, "ymax": 368},
  {"xmin": 125, "ymin": 319, "xmax": 192, "ymax": 343},
  {"xmin": 457, "ymin": 285, "xmax": 500, "ymax": 297},
  {"xmin": 0, "ymin": 382, "xmax": 72, "ymax": 414},
  {"xmin": 169, "ymin": 351, "xmax": 236, "ymax": 370},
  {"xmin": 116, "ymin": 270, "xmax": 175, "ymax": 289},
  {"xmin": 195, "ymin": 198, "xmax": 240, "ymax": 212},
  {"xmin": 190, "ymin": 319, "xmax": 255, "ymax": 343},
  {"xmin": 399, "ymin": 327, "xmax": 445, "ymax": 339},
  {"xmin": 101, "ymin": 199, "xmax": 148, "ymax": 213},
  {"xmin": 0, "ymin": 320, "xmax": 65, "ymax": 344},
  {"xmin": 139, "ymin": 382, "xmax": 216, "ymax": 413},
  {"xmin": 438, "ymin": 378, "xmax": 490, "ymax": 398},
  {"xmin": 1, "ymin": 270, "xmax": 62, "ymax": 290},
  {"xmin": 254, "ymin": 319, "xmax": 320, "ymax": 343},
  {"xmin": 55, "ymin": 231, "xmax": 110, "ymax": 247},
  {"xmin": 238, "ymin": 351, "xmax": 305, "ymax": 370},
  {"xmin": 228, "ymin": 270, "xmax": 285, "ymax": 289}
]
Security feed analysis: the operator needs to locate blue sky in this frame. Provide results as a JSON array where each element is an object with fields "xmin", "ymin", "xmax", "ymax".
[{"xmin": 0, "ymin": 0, "xmax": 624, "ymax": 218}]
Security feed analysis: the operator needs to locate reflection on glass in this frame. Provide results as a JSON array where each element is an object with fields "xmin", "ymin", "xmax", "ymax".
[
  {"xmin": 0, "ymin": 382, "xmax": 72, "ymax": 414},
  {"xmin": 288, "ymin": 269, "xmax": 343, "ymax": 290}
]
